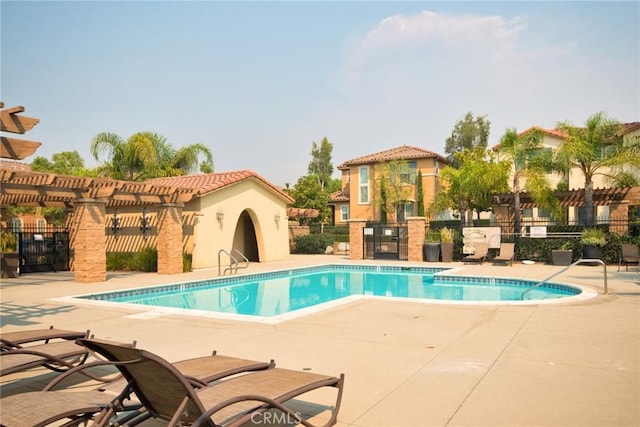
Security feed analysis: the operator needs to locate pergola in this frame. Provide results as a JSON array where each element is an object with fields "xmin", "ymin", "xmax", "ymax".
[
  {"xmin": 492, "ymin": 186, "xmax": 640, "ymax": 236},
  {"xmin": 1, "ymin": 102, "xmax": 198, "ymax": 282}
]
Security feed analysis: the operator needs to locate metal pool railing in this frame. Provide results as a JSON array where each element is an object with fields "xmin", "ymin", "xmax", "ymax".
[{"xmin": 521, "ymin": 259, "xmax": 608, "ymax": 300}]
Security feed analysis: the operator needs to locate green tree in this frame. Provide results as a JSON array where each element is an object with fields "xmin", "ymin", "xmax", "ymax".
[
  {"xmin": 416, "ymin": 170, "xmax": 425, "ymax": 217},
  {"xmin": 429, "ymin": 148, "xmax": 509, "ymax": 226},
  {"xmin": 497, "ymin": 127, "xmax": 560, "ymax": 240},
  {"xmin": 289, "ymin": 174, "xmax": 331, "ymax": 224},
  {"xmin": 90, "ymin": 131, "xmax": 213, "ymax": 181},
  {"xmin": 31, "ymin": 151, "xmax": 93, "ymax": 176},
  {"xmin": 555, "ymin": 112, "xmax": 640, "ymax": 226},
  {"xmin": 307, "ymin": 136, "xmax": 334, "ymax": 191},
  {"xmin": 445, "ymin": 112, "xmax": 491, "ymax": 167},
  {"xmin": 373, "ymin": 160, "xmax": 413, "ymax": 223}
]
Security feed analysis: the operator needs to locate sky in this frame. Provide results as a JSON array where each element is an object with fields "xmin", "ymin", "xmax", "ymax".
[{"xmin": 2, "ymin": 1, "xmax": 639, "ymax": 188}]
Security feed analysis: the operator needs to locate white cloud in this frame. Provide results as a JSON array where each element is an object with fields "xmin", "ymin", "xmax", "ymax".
[{"xmin": 353, "ymin": 10, "xmax": 527, "ymax": 68}]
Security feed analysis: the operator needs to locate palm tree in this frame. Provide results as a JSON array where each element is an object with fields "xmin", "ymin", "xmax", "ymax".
[
  {"xmin": 90, "ymin": 131, "xmax": 213, "ymax": 181},
  {"xmin": 497, "ymin": 127, "xmax": 560, "ymax": 245},
  {"xmin": 555, "ymin": 112, "xmax": 640, "ymax": 226}
]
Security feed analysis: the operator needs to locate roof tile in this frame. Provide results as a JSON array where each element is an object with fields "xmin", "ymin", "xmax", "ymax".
[
  {"xmin": 337, "ymin": 145, "xmax": 445, "ymax": 169},
  {"xmin": 145, "ymin": 170, "xmax": 294, "ymax": 203}
]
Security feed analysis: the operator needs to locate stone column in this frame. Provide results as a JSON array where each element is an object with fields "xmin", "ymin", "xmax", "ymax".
[
  {"xmin": 348, "ymin": 219, "xmax": 367, "ymax": 260},
  {"xmin": 609, "ymin": 201, "xmax": 629, "ymax": 236},
  {"xmin": 407, "ymin": 217, "xmax": 426, "ymax": 262},
  {"xmin": 71, "ymin": 199, "xmax": 106, "ymax": 283},
  {"xmin": 157, "ymin": 203, "xmax": 184, "ymax": 275}
]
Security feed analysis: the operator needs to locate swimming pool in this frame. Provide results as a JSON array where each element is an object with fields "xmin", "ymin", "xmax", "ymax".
[{"xmin": 70, "ymin": 264, "xmax": 595, "ymax": 323}]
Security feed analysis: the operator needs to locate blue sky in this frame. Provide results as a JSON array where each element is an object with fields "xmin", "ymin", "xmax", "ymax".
[{"xmin": 2, "ymin": 1, "xmax": 638, "ymax": 187}]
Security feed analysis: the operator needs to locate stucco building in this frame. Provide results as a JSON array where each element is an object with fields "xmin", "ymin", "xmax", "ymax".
[{"xmin": 328, "ymin": 145, "xmax": 446, "ymax": 224}]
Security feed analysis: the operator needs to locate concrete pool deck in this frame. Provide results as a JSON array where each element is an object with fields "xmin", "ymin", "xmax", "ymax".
[{"xmin": 1, "ymin": 255, "xmax": 638, "ymax": 426}]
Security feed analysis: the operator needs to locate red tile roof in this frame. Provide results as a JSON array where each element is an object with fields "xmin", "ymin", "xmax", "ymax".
[
  {"xmin": 328, "ymin": 189, "xmax": 349, "ymax": 203},
  {"xmin": 337, "ymin": 145, "xmax": 445, "ymax": 169},
  {"xmin": 622, "ymin": 122, "xmax": 640, "ymax": 134},
  {"xmin": 146, "ymin": 170, "xmax": 294, "ymax": 203},
  {"xmin": 0, "ymin": 160, "xmax": 32, "ymax": 172}
]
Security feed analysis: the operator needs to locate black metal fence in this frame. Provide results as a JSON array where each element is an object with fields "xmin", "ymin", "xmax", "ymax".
[
  {"xmin": 14, "ymin": 227, "xmax": 70, "ymax": 273},
  {"xmin": 363, "ymin": 223, "xmax": 408, "ymax": 261},
  {"xmin": 425, "ymin": 217, "xmax": 640, "ymax": 264}
]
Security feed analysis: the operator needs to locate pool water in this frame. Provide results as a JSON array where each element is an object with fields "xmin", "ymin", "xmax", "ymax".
[{"xmin": 79, "ymin": 265, "xmax": 583, "ymax": 318}]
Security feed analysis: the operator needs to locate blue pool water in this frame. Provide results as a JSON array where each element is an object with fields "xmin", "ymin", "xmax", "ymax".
[{"xmin": 78, "ymin": 265, "xmax": 583, "ymax": 319}]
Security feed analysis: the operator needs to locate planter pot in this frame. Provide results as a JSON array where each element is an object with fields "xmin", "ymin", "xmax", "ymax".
[
  {"xmin": 441, "ymin": 242, "xmax": 454, "ymax": 263},
  {"xmin": 583, "ymin": 245, "xmax": 602, "ymax": 260},
  {"xmin": 423, "ymin": 243, "xmax": 440, "ymax": 262},
  {"xmin": 1, "ymin": 252, "xmax": 19, "ymax": 278},
  {"xmin": 551, "ymin": 250, "xmax": 573, "ymax": 266}
]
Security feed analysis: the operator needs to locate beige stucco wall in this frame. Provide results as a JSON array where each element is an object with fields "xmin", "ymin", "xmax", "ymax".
[{"xmin": 189, "ymin": 179, "xmax": 290, "ymax": 270}]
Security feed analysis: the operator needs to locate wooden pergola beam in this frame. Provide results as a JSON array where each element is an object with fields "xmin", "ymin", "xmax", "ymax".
[
  {"xmin": 0, "ymin": 136, "xmax": 42, "ymax": 160},
  {"xmin": 1, "ymin": 109, "xmax": 40, "ymax": 134}
]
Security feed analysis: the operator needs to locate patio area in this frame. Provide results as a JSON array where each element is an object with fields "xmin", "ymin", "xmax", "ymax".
[{"xmin": 1, "ymin": 254, "xmax": 639, "ymax": 426}]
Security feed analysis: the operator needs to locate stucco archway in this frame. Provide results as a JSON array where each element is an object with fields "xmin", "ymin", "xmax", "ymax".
[{"xmin": 232, "ymin": 210, "xmax": 260, "ymax": 262}]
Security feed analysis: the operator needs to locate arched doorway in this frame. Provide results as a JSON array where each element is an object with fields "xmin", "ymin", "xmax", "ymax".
[{"xmin": 232, "ymin": 210, "xmax": 259, "ymax": 261}]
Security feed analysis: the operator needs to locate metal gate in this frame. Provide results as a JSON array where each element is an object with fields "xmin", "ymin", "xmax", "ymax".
[
  {"xmin": 18, "ymin": 229, "xmax": 70, "ymax": 273},
  {"xmin": 363, "ymin": 224, "xmax": 408, "ymax": 260}
]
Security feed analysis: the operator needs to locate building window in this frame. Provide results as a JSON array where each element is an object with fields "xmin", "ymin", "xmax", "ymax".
[
  {"xmin": 537, "ymin": 208, "xmax": 550, "ymax": 218},
  {"xmin": 11, "ymin": 217, "xmax": 23, "ymax": 232},
  {"xmin": 396, "ymin": 202, "xmax": 415, "ymax": 223},
  {"xmin": 400, "ymin": 161, "xmax": 417, "ymax": 184},
  {"xmin": 340, "ymin": 205, "xmax": 349, "ymax": 222},
  {"xmin": 36, "ymin": 219, "xmax": 47, "ymax": 233},
  {"xmin": 359, "ymin": 166, "xmax": 369, "ymax": 204}
]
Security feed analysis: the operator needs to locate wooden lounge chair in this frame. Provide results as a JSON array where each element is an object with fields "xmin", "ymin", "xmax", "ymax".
[
  {"xmin": 618, "ymin": 243, "xmax": 640, "ymax": 272},
  {"xmin": 492, "ymin": 243, "xmax": 515, "ymax": 266},
  {"xmin": 79, "ymin": 338, "xmax": 345, "ymax": 427},
  {"xmin": 463, "ymin": 242, "xmax": 489, "ymax": 265},
  {"xmin": 0, "ymin": 350, "xmax": 274, "ymax": 427},
  {"xmin": 1, "ymin": 325, "xmax": 90, "ymax": 351}
]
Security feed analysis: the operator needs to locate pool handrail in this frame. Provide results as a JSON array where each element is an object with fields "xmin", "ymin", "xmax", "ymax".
[
  {"xmin": 218, "ymin": 248, "xmax": 250, "ymax": 276},
  {"xmin": 520, "ymin": 258, "xmax": 608, "ymax": 300},
  {"xmin": 231, "ymin": 248, "xmax": 250, "ymax": 272},
  {"xmin": 218, "ymin": 249, "xmax": 238, "ymax": 276}
]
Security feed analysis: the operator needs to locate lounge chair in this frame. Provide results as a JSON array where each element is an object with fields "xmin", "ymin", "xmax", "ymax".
[
  {"xmin": 463, "ymin": 242, "xmax": 489, "ymax": 265},
  {"xmin": 0, "ymin": 337, "xmax": 134, "ymax": 379},
  {"xmin": 618, "ymin": 243, "xmax": 640, "ymax": 272},
  {"xmin": 79, "ymin": 338, "xmax": 345, "ymax": 427},
  {"xmin": 0, "ymin": 350, "xmax": 274, "ymax": 427},
  {"xmin": 1, "ymin": 325, "xmax": 90, "ymax": 351},
  {"xmin": 492, "ymin": 243, "xmax": 515, "ymax": 266}
]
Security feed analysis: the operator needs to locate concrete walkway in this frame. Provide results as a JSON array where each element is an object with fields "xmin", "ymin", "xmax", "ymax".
[{"xmin": 1, "ymin": 255, "xmax": 638, "ymax": 426}]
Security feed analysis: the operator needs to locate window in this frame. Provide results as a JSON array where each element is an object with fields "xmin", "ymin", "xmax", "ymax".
[
  {"xmin": 340, "ymin": 205, "xmax": 349, "ymax": 222},
  {"xmin": 359, "ymin": 166, "xmax": 369, "ymax": 204},
  {"xmin": 396, "ymin": 202, "xmax": 415, "ymax": 223},
  {"xmin": 37, "ymin": 219, "xmax": 47, "ymax": 233},
  {"xmin": 11, "ymin": 218, "xmax": 23, "ymax": 232},
  {"xmin": 537, "ymin": 208, "xmax": 550, "ymax": 218},
  {"xmin": 522, "ymin": 208, "xmax": 533, "ymax": 218},
  {"xmin": 400, "ymin": 161, "xmax": 417, "ymax": 184}
]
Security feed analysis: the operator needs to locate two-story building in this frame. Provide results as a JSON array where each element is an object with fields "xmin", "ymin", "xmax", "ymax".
[
  {"xmin": 495, "ymin": 122, "xmax": 640, "ymax": 225},
  {"xmin": 328, "ymin": 145, "xmax": 447, "ymax": 225}
]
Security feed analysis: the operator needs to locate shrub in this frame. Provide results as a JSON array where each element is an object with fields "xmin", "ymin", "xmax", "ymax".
[
  {"xmin": 580, "ymin": 228, "xmax": 606, "ymax": 247},
  {"xmin": 424, "ymin": 231, "xmax": 440, "ymax": 243},
  {"xmin": 0, "ymin": 232, "xmax": 18, "ymax": 253},
  {"xmin": 183, "ymin": 252, "xmax": 193, "ymax": 272},
  {"xmin": 293, "ymin": 233, "xmax": 334, "ymax": 254},
  {"xmin": 439, "ymin": 227, "xmax": 455, "ymax": 243}
]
